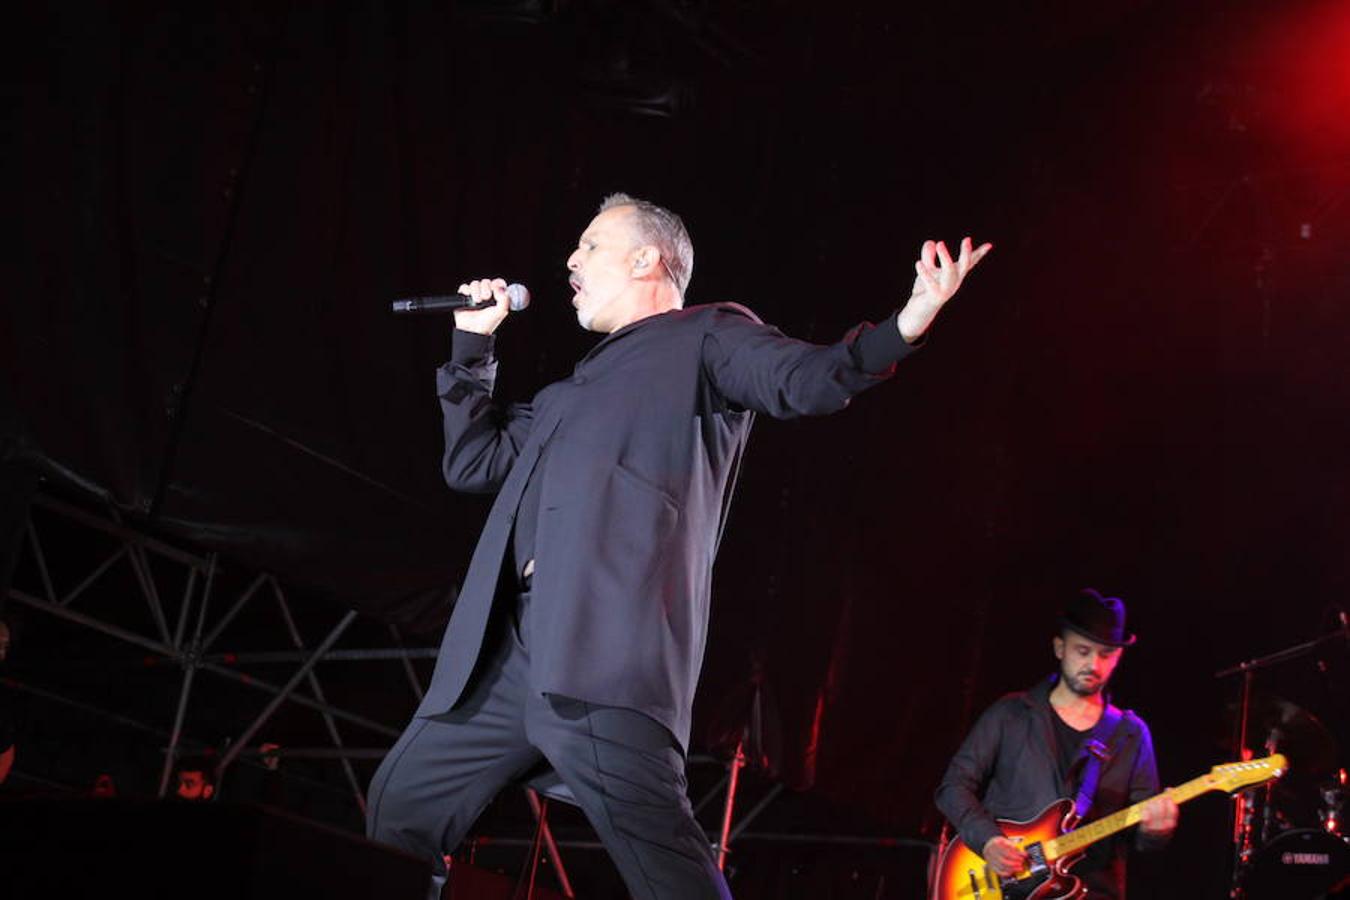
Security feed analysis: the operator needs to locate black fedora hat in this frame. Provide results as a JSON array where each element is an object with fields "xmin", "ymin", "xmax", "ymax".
[{"xmin": 1058, "ymin": 588, "xmax": 1137, "ymax": 647}]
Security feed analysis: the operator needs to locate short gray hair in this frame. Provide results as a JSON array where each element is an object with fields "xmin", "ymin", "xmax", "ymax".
[{"xmin": 599, "ymin": 192, "xmax": 694, "ymax": 297}]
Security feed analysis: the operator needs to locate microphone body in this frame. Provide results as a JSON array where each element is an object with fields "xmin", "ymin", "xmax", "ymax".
[{"xmin": 392, "ymin": 283, "xmax": 530, "ymax": 314}]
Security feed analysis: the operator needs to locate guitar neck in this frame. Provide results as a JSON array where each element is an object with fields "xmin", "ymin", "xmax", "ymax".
[{"xmin": 1045, "ymin": 773, "xmax": 1216, "ymax": 859}]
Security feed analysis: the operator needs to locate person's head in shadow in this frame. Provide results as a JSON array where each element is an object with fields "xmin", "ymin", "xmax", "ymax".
[
  {"xmin": 174, "ymin": 756, "xmax": 216, "ymax": 801},
  {"xmin": 90, "ymin": 773, "xmax": 117, "ymax": 798}
]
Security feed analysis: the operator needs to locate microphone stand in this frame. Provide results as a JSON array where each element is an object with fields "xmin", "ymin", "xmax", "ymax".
[{"xmin": 1213, "ymin": 614, "xmax": 1350, "ymax": 898}]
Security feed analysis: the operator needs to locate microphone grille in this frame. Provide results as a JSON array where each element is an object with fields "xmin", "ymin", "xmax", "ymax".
[{"xmin": 506, "ymin": 283, "xmax": 531, "ymax": 311}]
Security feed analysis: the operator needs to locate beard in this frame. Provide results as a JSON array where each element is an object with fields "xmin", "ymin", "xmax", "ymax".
[{"xmin": 1063, "ymin": 667, "xmax": 1107, "ymax": 697}]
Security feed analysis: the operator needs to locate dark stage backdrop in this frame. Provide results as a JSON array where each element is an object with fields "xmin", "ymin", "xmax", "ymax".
[{"xmin": 7, "ymin": 2, "xmax": 1349, "ymax": 897}]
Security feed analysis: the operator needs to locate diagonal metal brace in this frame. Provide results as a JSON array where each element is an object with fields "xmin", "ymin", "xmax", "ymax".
[{"xmin": 214, "ymin": 609, "xmax": 358, "ymax": 781}]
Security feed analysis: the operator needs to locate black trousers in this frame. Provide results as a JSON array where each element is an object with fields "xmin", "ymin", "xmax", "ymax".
[{"xmin": 366, "ymin": 588, "xmax": 731, "ymax": 900}]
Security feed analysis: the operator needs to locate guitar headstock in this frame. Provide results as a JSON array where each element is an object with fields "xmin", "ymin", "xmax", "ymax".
[{"xmin": 1210, "ymin": 754, "xmax": 1288, "ymax": 793}]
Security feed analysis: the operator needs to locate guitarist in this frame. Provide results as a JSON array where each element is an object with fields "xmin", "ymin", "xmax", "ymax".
[{"xmin": 934, "ymin": 589, "xmax": 1179, "ymax": 898}]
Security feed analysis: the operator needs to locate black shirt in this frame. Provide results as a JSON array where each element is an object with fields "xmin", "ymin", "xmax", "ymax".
[{"xmin": 1053, "ymin": 709, "xmax": 1092, "ymax": 784}]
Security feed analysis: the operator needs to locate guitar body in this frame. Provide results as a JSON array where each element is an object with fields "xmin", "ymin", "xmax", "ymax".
[{"xmin": 930, "ymin": 799, "xmax": 1086, "ymax": 900}]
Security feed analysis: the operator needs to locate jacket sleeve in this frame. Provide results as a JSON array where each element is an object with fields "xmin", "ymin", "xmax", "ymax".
[
  {"xmin": 437, "ymin": 329, "xmax": 534, "ymax": 494},
  {"xmin": 934, "ymin": 701, "xmax": 1010, "ymax": 855},
  {"xmin": 700, "ymin": 304, "xmax": 919, "ymax": 419},
  {"xmin": 1124, "ymin": 715, "xmax": 1170, "ymax": 852}
]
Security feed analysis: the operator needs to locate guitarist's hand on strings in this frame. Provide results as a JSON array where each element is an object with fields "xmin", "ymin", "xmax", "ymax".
[
  {"xmin": 981, "ymin": 835, "xmax": 1028, "ymax": 878},
  {"xmin": 1139, "ymin": 793, "xmax": 1179, "ymax": 837}
]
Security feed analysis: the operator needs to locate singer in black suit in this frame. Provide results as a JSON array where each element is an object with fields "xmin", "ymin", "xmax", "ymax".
[{"xmin": 366, "ymin": 193, "xmax": 991, "ymax": 899}]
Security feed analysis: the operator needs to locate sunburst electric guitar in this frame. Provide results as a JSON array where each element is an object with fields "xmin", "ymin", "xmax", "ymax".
[{"xmin": 930, "ymin": 754, "xmax": 1287, "ymax": 900}]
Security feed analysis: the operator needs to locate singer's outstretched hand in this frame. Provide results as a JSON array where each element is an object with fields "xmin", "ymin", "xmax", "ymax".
[
  {"xmin": 896, "ymin": 237, "xmax": 992, "ymax": 343},
  {"xmin": 453, "ymin": 277, "xmax": 512, "ymax": 335}
]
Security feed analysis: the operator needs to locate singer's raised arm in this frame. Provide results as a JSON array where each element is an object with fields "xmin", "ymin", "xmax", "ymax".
[
  {"xmin": 700, "ymin": 304, "xmax": 917, "ymax": 419},
  {"xmin": 437, "ymin": 328, "xmax": 533, "ymax": 494},
  {"xmin": 896, "ymin": 237, "xmax": 992, "ymax": 342},
  {"xmin": 703, "ymin": 237, "xmax": 990, "ymax": 418}
]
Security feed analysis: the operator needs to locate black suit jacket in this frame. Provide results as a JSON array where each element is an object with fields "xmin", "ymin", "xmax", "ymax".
[{"xmin": 416, "ymin": 302, "xmax": 913, "ymax": 748}]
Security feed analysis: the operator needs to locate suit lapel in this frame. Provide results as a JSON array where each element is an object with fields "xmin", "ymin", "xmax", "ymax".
[{"xmin": 424, "ymin": 413, "xmax": 563, "ymax": 713}]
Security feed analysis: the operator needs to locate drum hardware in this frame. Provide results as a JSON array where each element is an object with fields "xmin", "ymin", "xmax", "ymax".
[
  {"xmin": 1241, "ymin": 827, "xmax": 1349, "ymax": 900},
  {"xmin": 1215, "ymin": 613, "xmax": 1349, "ymax": 899},
  {"xmin": 1319, "ymin": 768, "xmax": 1346, "ymax": 836}
]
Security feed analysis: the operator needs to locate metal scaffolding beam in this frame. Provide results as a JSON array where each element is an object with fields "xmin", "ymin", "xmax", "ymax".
[
  {"xmin": 6, "ymin": 490, "xmax": 802, "ymax": 886},
  {"xmin": 5, "ymin": 491, "xmax": 437, "ymax": 824}
]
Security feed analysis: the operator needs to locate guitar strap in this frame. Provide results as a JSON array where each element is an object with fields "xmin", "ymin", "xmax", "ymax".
[{"xmin": 1072, "ymin": 704, "xmax": 1127, "ymax": 820}]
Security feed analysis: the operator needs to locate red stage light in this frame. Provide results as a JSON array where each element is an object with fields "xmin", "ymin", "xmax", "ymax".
[{"xmin": 1259, "ymin": 0, "xmax": 1350, "ymax": 157}]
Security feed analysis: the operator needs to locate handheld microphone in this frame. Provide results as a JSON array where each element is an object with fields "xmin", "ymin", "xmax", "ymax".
[{"xmin": 391, "ymin": 283, "xmax": 531, "ymax": 314}]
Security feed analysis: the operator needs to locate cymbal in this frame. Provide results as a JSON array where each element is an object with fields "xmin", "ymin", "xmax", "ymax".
[{"xmin": 1222, "ymin": 693, "xmax": 1339, "ymax": 778}]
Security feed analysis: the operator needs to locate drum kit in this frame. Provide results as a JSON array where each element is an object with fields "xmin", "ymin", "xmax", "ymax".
[{"xmin": 1217, "ymin": 612, "xmax": 1349, "ymax": 899}]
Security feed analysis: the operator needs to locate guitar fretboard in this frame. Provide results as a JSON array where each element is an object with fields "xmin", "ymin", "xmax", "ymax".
[{"xmin": 1045, "ymin": 773, "xmax": 1214, "ymax": 859}]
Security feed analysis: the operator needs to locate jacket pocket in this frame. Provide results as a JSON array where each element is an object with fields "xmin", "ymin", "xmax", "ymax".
[{"xmin": 594, "ymin": 464, "xmax": 681, "ymax": 597}]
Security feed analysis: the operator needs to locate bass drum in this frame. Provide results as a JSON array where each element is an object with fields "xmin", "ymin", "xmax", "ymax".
[{"xmin": 1244, "ymin": 828, "xmax": 1350, "ymax": 899}]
